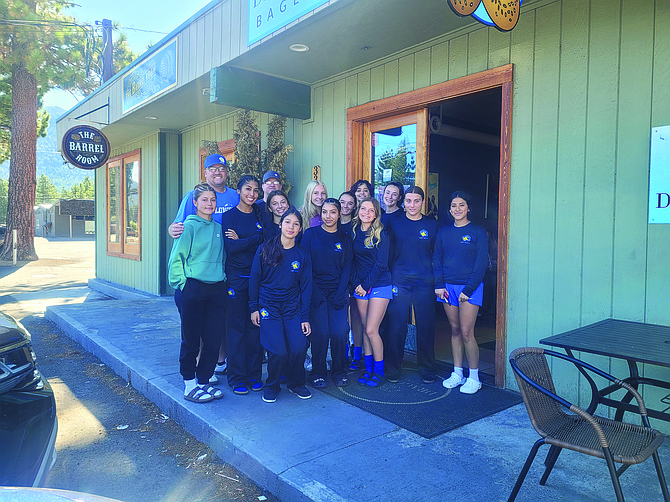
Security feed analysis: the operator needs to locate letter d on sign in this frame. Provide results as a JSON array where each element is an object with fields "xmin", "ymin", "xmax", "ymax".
[{"xmin": 658, "ymin": 193, "xmax": 670, "ymax": 209}]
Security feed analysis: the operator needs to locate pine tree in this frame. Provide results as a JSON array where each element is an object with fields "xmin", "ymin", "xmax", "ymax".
[
  {"xmin": 0, "ymin": 0, "xmax": 135, "ymax": 260},
  {"xmin": 229, "ymin": 110, "xmax": 262, "ymax": 189},
  {"xmin": 261, "ymin": 115, "xmax": 293, "ymax": 194},
  {"xmin": 35, "ymin": 174, "xmax": 59, "ymax": 204}
]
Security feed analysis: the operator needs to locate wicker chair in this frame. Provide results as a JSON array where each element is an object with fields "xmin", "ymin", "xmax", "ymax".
[{"xmin": 508, "ymin": 347, "xmax": 669, "ymax": 502}]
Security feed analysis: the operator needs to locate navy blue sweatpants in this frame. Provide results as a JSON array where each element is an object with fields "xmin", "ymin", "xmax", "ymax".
[
  {"xmin": 309, "ymin": 288, "xmax": 349, "ymax": 380},
  {"xmin": 388, "ymin": 282, "xmax": 436, "ymax": 379},
  {"xmin": 259, "ymin": 297, "xmax": 308, "ymax": 391},
  {"xmin": 225, "ymin": 274, "xmax": 263, "ymax": 388},
  {"xmin": 175, "ymin": 278, "xmax": 226, "ymax": 384}
]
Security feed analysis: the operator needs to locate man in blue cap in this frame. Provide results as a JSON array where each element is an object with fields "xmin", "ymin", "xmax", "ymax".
[
  {"xmin": 168, "ymin": 153, "xmax": 239, "ymax": 378},
  {"xmin": 257, "ymin": 170, "xmax": 282, "ymax": 215},
  {"xmin": 168, "ymin": 154, "xmax": 239, "ymax": 238}
]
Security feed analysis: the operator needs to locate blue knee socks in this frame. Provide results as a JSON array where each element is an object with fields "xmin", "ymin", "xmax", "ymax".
[
  {"xmin": 373, "ymin": 360, "xmax": 385, "ymax": 377},
  {"xmin": 364, "ymin": 354, "xmax": 373, "ymax": 373}
]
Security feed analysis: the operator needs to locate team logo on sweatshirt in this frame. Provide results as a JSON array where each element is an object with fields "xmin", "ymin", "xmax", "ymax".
[
  {"xmin": 419, "ymin": 229, "xmax": 429, "ymax": 240},
  {"xmin": 256, "ymin": 222, "xmax": 263, "ymax": 231},
  {"xmin": 227, "ymin": 288, "xmax": 236, "ymax": 298},
  {"xmin": 260, "ymin": 308, "xmax": 269, "ymax": 319},
  {"xmin": 334, "ymin": 242, "xmax": 343, "ymax": 252},
  {"xmin": 290, "ymin": 261, "xmax": 301, "ymax": 272},
  {"xmin": 461, "ymin": 234, "xmax": 472, "ymax": 244}
]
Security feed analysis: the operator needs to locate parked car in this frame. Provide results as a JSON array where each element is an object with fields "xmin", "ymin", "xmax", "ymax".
[
  {"xmin": 0, "ymin": 487, "xmax": 122, "ymax": 501},
  {"xmin": 0, "ymin": 310, "xmax": 58, "ymax": 487}
]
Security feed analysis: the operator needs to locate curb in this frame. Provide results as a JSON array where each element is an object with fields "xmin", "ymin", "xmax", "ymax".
[{"xmin": 45, "ymin": 304, "xmax": 346, "ymax": 502}]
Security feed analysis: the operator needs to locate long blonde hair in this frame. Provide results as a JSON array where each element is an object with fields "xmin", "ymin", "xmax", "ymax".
[
  {"xmin": 300, "ymin": 180, "xmax": 327, "ymax": 223},
  {"xmin": 352, "ymin": 197, "xmax": 383, "ymax": 248}
]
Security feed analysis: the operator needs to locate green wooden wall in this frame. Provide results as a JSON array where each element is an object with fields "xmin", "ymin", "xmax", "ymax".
[
  {"xmin": 95, "ymin": 130, "xmax": 180, "ymax": 295},
  {"xmin": 147, "ymin": 0, "xmax": 670, "ymax": 426}
]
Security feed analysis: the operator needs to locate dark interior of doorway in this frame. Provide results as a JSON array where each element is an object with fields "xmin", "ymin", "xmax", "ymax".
[{"xmin": 427, "ymin": 88, "xmax": 501, "ymax": 380}]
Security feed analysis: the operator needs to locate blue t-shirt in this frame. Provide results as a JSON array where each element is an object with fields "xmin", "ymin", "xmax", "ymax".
[{"xmin": 173, "ymin": 188, "xmax": 239, "ymax": 226}]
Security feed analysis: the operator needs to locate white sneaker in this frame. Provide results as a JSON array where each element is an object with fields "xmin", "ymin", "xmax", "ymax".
[
  {"xmin": 460, "ymin": 378, "xmax": 482, "ymax": 394},
  {"xmin": 442, "ymin": 372, "xmax": 466, "ymax": 389},
  {"xmin": 209, "ymin": 374, "xmax": 219, "ymax": 384}
]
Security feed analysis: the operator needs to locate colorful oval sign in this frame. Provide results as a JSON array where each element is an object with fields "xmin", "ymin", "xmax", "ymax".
[{"xmin": 61, "ymin": 125, "xmax": 111, "ymax": 170}]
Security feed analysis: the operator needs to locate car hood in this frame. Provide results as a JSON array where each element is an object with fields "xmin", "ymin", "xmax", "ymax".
[{"xmin": 0, "ymin": 311, "xmax": 30, "ymax": 352}]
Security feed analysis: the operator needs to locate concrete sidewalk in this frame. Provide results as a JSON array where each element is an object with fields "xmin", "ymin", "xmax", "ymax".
[{"xmin": 46, "ymin": 295, "xmax": 670, "ymax": 502}]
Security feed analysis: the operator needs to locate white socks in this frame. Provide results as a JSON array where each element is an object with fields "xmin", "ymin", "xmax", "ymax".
[
  {"xmin": 184, "ymin": 378, "xmax": 197, "ymax": 395},
  {"xmin": 454, "ymin": 367, "xmax": 464, "ymax": 378},
  {"xmin": 469, "ymin": 368, "xmax": 480, "ymax": 382}
]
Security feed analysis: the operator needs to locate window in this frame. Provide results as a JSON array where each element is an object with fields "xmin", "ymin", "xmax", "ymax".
[{"xmin": 107, "ymin": 149, "xmax": 141, "ymax": 259}]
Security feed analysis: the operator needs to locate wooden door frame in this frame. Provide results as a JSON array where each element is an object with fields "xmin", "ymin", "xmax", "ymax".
[{"xmin": 346, "ymin": 64, "xmax": 513, "ymax": 387}]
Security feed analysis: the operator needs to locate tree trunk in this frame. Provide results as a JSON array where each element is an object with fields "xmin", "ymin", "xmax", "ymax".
[{"xmin": 0, "ymin": 63, "xmax": 38, "ymax": 261}]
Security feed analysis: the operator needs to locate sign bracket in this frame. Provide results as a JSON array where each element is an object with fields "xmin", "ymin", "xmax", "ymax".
[{"xmin": 73, "ymin": 98, "xmax": 110, "ymax": 125}]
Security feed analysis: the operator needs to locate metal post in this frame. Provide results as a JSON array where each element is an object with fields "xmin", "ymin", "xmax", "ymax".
[{"xmin": 12, "ymin": 229, "xmax": 17, "ymax": 265}]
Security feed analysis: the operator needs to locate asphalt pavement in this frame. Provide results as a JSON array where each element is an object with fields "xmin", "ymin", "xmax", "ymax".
[
  {"xmin": 31, "ymin": 242, "xmax": 670, "ymax": 501},
  {"xmin": 0, "ymin": 237, "xmax": 277, "ymax": 502}
]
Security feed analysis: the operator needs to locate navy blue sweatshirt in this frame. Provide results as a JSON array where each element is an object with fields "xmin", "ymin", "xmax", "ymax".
[
  {"xmin": 352, "ymin": 225, "xmax": 392, "ymax": 292},
  {"xmin": 386, "ymin": 214, "xmax": 439, "ymax": 287},
  {"xmin": 249, "ymin": 244, "xmax": 312, "ymax": 322},
  {"xmin": 222, "ymin": 206, "xmax": 264, "ymax": 275},
  {"xmin": 433, "ymin": 222, "xmax": 488, "ymax": 297},
  {"xmin": 301, "ymin": 226, "xmax": 353, "ymax": 302},
  {"xmin": 380, "ymin": 208, "xmax": 402, "ymax": 228}
]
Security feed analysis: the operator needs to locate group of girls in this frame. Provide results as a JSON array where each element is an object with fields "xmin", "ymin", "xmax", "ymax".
[{"xmin": 168, "ymin": 172, "xmax": 488, "ymax": 404}]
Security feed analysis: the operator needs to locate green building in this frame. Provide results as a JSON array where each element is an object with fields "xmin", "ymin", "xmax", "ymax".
[{"xmin": 56, "ymin": 0, "xmax": 670, "ymax": 429}]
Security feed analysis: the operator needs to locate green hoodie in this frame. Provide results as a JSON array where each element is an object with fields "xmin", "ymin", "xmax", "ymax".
[{"xmin": 168, "ymin": 214, "xmax": 226, "ymax": 290}]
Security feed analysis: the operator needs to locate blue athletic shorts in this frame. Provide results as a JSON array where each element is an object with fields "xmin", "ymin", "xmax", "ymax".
[
  {"xmin": 353, "ymin": 285, "xmax": 394, "ymax": 300},
  {"xmin": 436, "ymin": 282, "xmax": 483, "ymax": 307}
]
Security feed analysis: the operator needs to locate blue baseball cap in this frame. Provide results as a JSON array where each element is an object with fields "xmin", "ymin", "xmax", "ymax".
[
  {"xmin": 263, "ymin": 171, "xmax": 280, "ymax": 183},
  {"xmin": 204, "ymin": 154, "xmax": 227, "ymax": 169}
]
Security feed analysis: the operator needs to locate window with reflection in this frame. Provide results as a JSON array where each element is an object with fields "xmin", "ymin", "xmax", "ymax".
[{"xmin": 106, "ymin": 150, "xmax": 141, "ymax": 259}]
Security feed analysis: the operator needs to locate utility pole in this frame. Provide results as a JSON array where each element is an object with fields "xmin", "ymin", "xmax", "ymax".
[{"xmin": 101, "ymin": 19, "xmax": 113, "ymax": 82}]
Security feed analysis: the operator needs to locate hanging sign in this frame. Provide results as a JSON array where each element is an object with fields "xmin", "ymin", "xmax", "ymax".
[
  {"xmin": 649, "ymin": 125, "xmax": 670, "ymax": 224},
  {"xmin": 447, "ymin": 0, "xmax": 522, "ymax": 32},
  {"xmin": 61, "ymin": 125, "xmax": 111, "ymax": 170}
]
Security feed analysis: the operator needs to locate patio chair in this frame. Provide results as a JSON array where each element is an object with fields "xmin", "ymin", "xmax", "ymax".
[{"xmin": 508, "ymin": 347, "xmax": 669, "ymax": 502}]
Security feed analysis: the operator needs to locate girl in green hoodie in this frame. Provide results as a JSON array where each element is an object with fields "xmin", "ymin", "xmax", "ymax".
[{"xmin": 169, "ymin": 183, "xmax": 227, "ymax": 403}]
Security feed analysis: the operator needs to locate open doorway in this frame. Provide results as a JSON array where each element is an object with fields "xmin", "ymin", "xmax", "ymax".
[
  {"xmin": 346, "ymin": 65, "xmax": 512, "ymax": 386},
  {"xmin": 428, "ymin": 89, "xmax": 501, "ymax": 381}
]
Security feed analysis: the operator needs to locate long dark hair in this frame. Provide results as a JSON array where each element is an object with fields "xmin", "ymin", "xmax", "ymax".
[
  {"xmin": 237, "ymin": 175, "xmax": 262, "ymax": 222},
  {"xmin": 350, "ymin": 179, "xmax": 373, "ymax": 199},
  {"xmin": 261, "ymin": 208, "xmax": 303, "ymax": 267},
  {"xmin": 266, "ymin": 190, "xmax": 289, "ymax": 217},
  {"xmin": 385, "ymin": 181, "xmax": 405, "ymax": 209},
  {"xmin": 322, "ymin": 197, "xmax": 348, "ymax": 245}
]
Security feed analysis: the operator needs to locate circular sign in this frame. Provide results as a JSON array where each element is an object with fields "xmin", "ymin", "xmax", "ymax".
[{"xmin": 61, "ymin": 125, "xmax": 111, "ymax": 170}]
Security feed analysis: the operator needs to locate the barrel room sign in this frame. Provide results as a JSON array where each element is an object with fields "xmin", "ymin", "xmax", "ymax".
[{"xmin": 61, "ymin": 125, "xmax": 111, "ymax": 170}]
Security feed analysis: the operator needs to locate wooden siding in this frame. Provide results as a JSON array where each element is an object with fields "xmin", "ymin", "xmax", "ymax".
[
  {"xmin": 287, "ymin": 0, "xmax": 669, "ymax": 422},
  {"xmin": 96, "ymin": 131, "xmax": 181, "ymax": 295},
  {"xmin": 146, "ymin": 0, "xmax": 670, "ymax": 426},
  {"xmin": 58, "ymin": 0, "xmax": 244, "ymax": 140}
]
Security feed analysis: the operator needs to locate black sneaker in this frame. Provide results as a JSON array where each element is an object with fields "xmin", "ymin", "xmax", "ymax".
[
  {"xmin": 262, "ymin": 387, "xmax": 279, "ymax": 403},
  {"xmin": 288, "ymin": 385, "xmax": 312, "ymax": 399},
  {"xmin": 386, "ymin": 373, "xmax": 400, "ymax": 383},
  {"xmin": 422, "ymin": 374, "xmax": 437, "ymax": 384}
]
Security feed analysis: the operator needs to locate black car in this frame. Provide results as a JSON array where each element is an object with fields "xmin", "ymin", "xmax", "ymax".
[{"xmin": 0, "ymin": 310, "xmax": 58, "ymax": 487}]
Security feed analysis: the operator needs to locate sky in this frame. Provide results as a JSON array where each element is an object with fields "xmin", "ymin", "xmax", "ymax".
[{"xmin": 43, "ymin": 0, "xmax": 212, "ymax": 111}]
